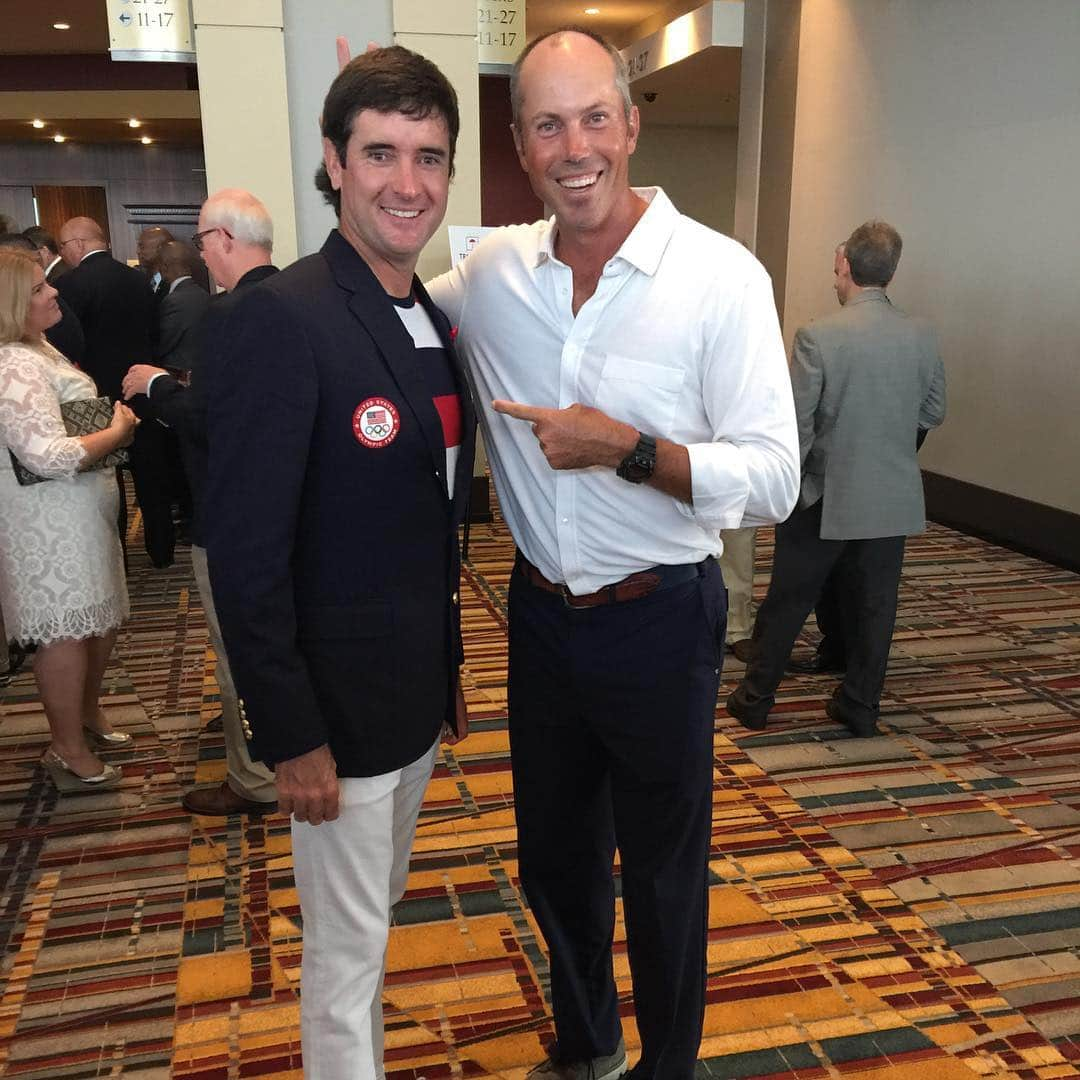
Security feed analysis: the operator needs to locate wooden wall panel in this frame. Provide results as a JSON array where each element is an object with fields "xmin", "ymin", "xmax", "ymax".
[
  {"xmin": 33, "ymin": 185, "xmax": 110, "ymax": 244},
  {"xmin": 0, "ymin": 142, "xmax": 207, "ymax": 262},
  {"xmin": 0, "ymin": 185, "xmax": 35, "ymax": 231}
]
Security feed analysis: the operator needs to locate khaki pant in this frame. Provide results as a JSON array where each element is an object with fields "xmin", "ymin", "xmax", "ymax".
[
  {"xmin": 191, "ymin": 545, "xmax": 276, "ymax": 802},
  {"xmin": 718, "ymin": 527, "xmax": 757, "ymax": 644}
]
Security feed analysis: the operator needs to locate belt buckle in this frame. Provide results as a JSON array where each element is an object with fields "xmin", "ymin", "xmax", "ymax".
[{"xmin": 559, "ymin": 583, "xmax": 579, "ymax": 609}]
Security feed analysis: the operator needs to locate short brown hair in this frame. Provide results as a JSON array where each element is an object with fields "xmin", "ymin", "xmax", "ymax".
[
  {"xmin": 0, "ymin": 248, "xmax": 38, "ymax": 345},
  {"xmin": 844, "ymin": 221, "xmax": 902, "ymax": 287}
]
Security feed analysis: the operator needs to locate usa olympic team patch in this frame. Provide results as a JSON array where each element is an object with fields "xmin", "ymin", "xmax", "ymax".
[{"xmin": 353, "ymin": 397, "xmax": 400, "ymax": 449}]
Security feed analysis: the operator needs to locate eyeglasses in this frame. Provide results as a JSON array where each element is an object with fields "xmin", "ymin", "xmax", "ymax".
[
  {"xmin": 57, "ymin": 236, "xmax": 89, "ymax": 249},
  {"xmin": 192, "ymin": 226, "xmax": 233, "ymax": 252}
]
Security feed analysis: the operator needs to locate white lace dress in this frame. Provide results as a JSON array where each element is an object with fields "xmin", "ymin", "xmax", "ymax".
[{"xmin": 0, "ymin": 341, "xmax": 129, "ymax": 644}]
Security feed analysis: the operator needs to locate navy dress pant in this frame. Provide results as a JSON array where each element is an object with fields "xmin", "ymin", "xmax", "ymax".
[{"xmin": 508, "ymin": 557, "xmax": 725, "ymax": 1080}]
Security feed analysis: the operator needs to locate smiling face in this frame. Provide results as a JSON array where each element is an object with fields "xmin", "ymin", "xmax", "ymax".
[
  {"xmin": 25, "ymin": 264, "xmax": 61, "ymax": 337},
  {"xmin": 512, "ymin": 33, "xmax": 640, "ymax": 241},
  {"xmin": 324, "ymin": 108, "xmax": 451, "ymax": 293}
]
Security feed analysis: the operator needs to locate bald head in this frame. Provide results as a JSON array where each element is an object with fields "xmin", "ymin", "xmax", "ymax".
[
  {"xmin": 196, "ymin": 188, "xmax": 273, "ymax": 291},
  {"xmin": 137, "ymin": 226, "xmax": 175, "ymax": 274},
  {"xmin": 58, "ymin": 216, "xmax": 107, "ymax": 267},
  {"xmin": 510, "ymin": 27, "xmax": 632, "ymax": 129}
]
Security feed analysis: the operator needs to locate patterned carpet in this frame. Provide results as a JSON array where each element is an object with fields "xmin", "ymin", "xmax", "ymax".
[{"xmin": 0, "ymin": 510, "xmax": 1078, "ymax": 1079}]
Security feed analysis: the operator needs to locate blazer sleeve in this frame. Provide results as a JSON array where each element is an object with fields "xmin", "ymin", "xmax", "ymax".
[
  {"xmin": 204, "ymin": 287, "xmax": 329, "ymax": 766},
  {"xmin": 919, "ymin": 353, "xmax": 947, "ymax": 432},
  {"xmin": 790, "ymin": 325, "xmax": 824, "ymax": 468}
]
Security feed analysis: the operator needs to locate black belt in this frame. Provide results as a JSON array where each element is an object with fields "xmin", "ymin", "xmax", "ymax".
[{"xmin": 515, "ymin": 553, "xmax": 708, "ymax": 609}]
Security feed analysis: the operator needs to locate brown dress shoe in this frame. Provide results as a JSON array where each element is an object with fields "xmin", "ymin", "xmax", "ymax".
[{"xmin": 182, "ymin": 781, "xmax": 277, "ymax": 817}]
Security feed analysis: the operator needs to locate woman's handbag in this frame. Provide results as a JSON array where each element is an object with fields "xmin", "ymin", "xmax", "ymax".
[{"xmin": 9, "ymin": 396, "xmax": 128, "ymax": 486}]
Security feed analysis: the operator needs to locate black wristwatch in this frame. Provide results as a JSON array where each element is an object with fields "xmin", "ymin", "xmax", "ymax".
[{"xmin": 616, "ymin": 432, "xmax": 657, "ymax": 484}]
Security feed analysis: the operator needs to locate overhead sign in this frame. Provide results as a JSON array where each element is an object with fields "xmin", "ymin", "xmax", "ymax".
[
  {"xmin": 106, "ymin": 0, "xmax": 195, "ymax": 63},
  {"xmin": 621, "ymin": 0, "xmax": 743, "ymax": 83},
  {"xmin": 477, "ymin": 0, "xmax": 524, "ymax": 72}
]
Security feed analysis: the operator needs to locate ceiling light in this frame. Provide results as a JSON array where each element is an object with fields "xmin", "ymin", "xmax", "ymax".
[
  {"xmin": 53, "ymin": 22, "xmax": 71, "ymax": 30},
  {"xmin": 129, "ymin": 118, "xmax": 142, "ymax": 128},
  {"xmin": 32, "ymin": 119, "xmax": 45, "ymax": 129},
  {"xmin": 141, "ymin": 136, "xmax": 153, "ymax": 145},
  {"xmin": 53, "ymin": 134, "xmax": 66, "ymax": 143},
  {"xmin": 584, "ymin": 7, "xmax": 600, "ymax": 14}
]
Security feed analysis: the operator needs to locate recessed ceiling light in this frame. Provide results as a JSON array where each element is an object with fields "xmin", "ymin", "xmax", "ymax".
[
  {"xmin": 53, "ymin": 134, "xmax": 66, "ymax": 143},
  {"xmin": 584, "ymin": 7, "xmax": 600, "ymax": 14},
  {"xmin": 32, "ymin": 119, "xmax": 46, "ymax": 129},
  {"xmin": 140, "ymin": 136, "xmax": 153, "ymax": 145},
  {"xmin": 53, "ymin": 22, "xmax": 71, "ymax": 30},
  {"xmin": 129, "ymin": 118, "xmax": 142, "ymax": 128}
]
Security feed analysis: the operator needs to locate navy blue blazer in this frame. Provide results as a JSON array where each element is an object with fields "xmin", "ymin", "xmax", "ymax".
[{"xmin": 205, "ymin": 231, "xmax": 475, "ymax": 776}]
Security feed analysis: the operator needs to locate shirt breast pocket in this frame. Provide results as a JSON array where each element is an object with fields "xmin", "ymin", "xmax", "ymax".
[{"xmin": 592, "ymin": 355, "xmax": 686, "ymax": 438}]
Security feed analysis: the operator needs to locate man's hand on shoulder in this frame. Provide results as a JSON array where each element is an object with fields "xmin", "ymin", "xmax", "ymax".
[
  {"xmin": 277, "ymin": 744, "xmax": 340, "ymax": 825},
  {"xmin": 492, "ymin": 400, "xmax": 637, "ymax": 470},
  {"xmin": 122, "ymin": 364, "xmax": 168, "ymax": 400}
]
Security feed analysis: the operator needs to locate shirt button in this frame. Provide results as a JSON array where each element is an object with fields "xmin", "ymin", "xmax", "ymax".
[{"xmin": 561, "ymin": 517, "xmax": 569, "ymax": 524}]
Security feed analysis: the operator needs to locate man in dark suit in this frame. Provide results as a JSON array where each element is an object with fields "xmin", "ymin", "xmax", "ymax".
[
  {"xmin": 55, "ymin": 216, "xmax": 175, "ymax": 567},
  {"xmin": 123, "ymin": 189, "xmax": 280, "ymax": 818},
  {"xmin": 728, "ymin": 221, "xmax": 946, "ymax": 737},
  {"xmin": 0, "ymin": 232, "xmax": 84, "ymax": 363},
  {"xmin": 23, "ymin": 226, "xmax": 69, "ymax": 284},
  {"xmin": 136, "ymin": 226, "xmax": 174, "ymax": 313},
  {"xmin": 154, "ymin": 241, "xmax": 210, "ymax": 374},
  {"xmin": 204, "ymin": 49, "xmax": 474, "ymax": 1078}
]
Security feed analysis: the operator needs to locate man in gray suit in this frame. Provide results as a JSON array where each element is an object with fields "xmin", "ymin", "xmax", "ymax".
[{"xmin": 727, "ymin": 221, "xmax": 946, "ymax": 737}]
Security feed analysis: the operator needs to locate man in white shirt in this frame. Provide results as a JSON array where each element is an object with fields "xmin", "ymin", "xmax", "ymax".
[{"xmin": 427, "ymin": 27, "xmax": 799, "ymax": 1080}]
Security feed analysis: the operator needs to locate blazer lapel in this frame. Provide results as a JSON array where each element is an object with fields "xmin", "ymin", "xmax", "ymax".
[{"xmin": 322, "ymin": 232, "xmax": 446, "ymax": 480}]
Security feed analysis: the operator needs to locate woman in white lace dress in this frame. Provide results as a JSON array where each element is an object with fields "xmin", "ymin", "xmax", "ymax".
[{"xmin": 0, "ymin": 249, "xmax": 139, "ymax": 792}]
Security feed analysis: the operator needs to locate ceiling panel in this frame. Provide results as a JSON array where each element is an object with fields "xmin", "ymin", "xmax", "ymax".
[
  {"xmin": 0, "ymin": 117, "xmax": 204, "ymax": 146},
  {"xmin": 1, "ymin": 2, "xmax": 109, "ymax": 53}
]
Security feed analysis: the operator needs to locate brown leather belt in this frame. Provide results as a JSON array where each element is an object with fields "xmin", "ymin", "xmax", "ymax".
[{"xmin": 515, "ymin": 553, "xmax": 706, "ymax": 609}]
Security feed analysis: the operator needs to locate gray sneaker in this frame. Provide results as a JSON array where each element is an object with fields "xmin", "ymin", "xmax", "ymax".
[{"xmin": 526, "ymin": 1039, "xmax": 627, "ymax": 1080}]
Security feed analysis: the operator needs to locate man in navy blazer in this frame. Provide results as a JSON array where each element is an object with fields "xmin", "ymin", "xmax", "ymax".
[{"xmin": 204, "ymin": 47, "xmax": 473, "ymax": 1080}]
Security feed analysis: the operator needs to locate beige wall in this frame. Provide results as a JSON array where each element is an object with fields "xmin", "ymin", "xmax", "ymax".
[
  {"xmin": 783, "ymin": 0, "xmax": 1080, "ymax": 515},
  {"xmin": 629, "ymin": 124, "xmax": 739, "ymax": 235},
  {"xmin": 193, "ymin": 0, "xmax": 298, "ymax": 266},
  {"xmin": 393, "ymin": 0, "xmax": 481, "ymax": 283}
]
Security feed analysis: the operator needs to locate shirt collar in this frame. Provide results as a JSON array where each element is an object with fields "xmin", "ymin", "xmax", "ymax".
[
  {"xmin": 533, "ymin": 186, "xmax": 678, "ymax": 277},
  {"xmin": 168, "ymin": 275, "xmax": 191, "ymax": 294},
  {"xmin": 79, "ymin": 248, "xmax": 108, "ymax": 265},
  {"xmin": 846, "ymin": 287, "xmax": 890, "ymax": 307},
  {"xmin": 45, "ymin": 254, "xmax": 63, "ymax": 276}
]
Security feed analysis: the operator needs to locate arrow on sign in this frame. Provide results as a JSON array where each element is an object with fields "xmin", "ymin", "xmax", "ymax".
[{"xmin": 119, "ymin": 12, "xmax": 131, "ymax": 23}]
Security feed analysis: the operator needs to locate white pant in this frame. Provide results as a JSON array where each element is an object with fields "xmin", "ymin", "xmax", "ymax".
[{"xmin": 291, "ymin": 739, "xmax": 439, "ymax": 1080}]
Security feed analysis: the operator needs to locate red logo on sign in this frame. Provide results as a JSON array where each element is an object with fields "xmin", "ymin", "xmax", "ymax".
[{"xmin": 353, "ymin": 397, "xmax": 400, "ymax": 449}]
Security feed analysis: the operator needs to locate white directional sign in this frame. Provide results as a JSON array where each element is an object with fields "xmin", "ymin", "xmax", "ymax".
[
  {"xmin": 477, "ymin": 0, "xmax": 524, "ymax": 72},
  {"xmin": 621, "ymin": 0, "xmax": 743, "ymax": 83},
  {"xmin": 106, "ymin": 0, "xmax": 195, "ymax": 63}
]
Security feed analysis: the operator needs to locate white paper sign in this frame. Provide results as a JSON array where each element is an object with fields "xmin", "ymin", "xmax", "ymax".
[
  {"xmin": 477, "ymin": 0, "xmax": 525, "ymax": 67},
  {"xmin": 107, "ymin": 0, "xmax": 195, "ymax": 63},
  {"xmin": 449, "ymin": 226, "xmax": 497, "ymax": 269}
]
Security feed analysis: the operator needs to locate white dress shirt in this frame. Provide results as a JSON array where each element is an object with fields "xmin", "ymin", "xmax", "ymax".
[{"xmin": 427, "ymin": 187, "xmax": 798, "ymax": 594}]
